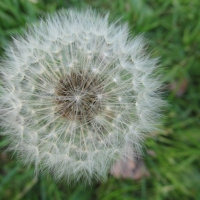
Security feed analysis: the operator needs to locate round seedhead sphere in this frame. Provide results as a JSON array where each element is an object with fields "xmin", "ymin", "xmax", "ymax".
[{"xmin": 0, "ymin": 9, "xmax": 164, "ymax": 183}]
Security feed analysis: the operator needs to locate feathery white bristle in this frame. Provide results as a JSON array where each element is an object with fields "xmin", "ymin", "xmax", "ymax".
[{"xmin": 0, "ymin": 8, "xmax": 165, "ymax": 184}]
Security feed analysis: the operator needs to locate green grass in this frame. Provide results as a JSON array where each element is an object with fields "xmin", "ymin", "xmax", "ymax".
[{"xmin": 0, "ymin": 0, "xmax": 200, "ymax": 199}]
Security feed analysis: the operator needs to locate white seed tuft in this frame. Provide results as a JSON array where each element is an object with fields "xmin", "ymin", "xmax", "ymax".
[{"xmin": 0, "ymin": 8, "xmax": 165, "ymax": 184}]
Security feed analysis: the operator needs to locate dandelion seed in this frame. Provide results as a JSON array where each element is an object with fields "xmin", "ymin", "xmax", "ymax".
[{"xmin": 0, "ymin": 9, "xmax": 165, "ymax": 184}]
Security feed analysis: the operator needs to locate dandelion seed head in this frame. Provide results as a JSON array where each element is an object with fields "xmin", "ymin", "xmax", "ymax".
[{"xmin": 0, "ymin": 8, "xmax": 165, "ymax": 184}]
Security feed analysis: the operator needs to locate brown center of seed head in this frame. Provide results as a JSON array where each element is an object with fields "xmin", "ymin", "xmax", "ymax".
[{"xmin": 55, "ymin": 71, "xmax": 104, "ymax": 122}]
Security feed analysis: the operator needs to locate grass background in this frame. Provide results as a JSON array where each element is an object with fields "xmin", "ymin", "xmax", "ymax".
[{"xmin": 0, "ymin": 0, "xmax": 200, "ymax": 199}]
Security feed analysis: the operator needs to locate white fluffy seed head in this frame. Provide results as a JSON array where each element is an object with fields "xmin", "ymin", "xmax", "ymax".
[{"xmin": 0, "ymin": 8, "xmax": 165, "ymax": 184}]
